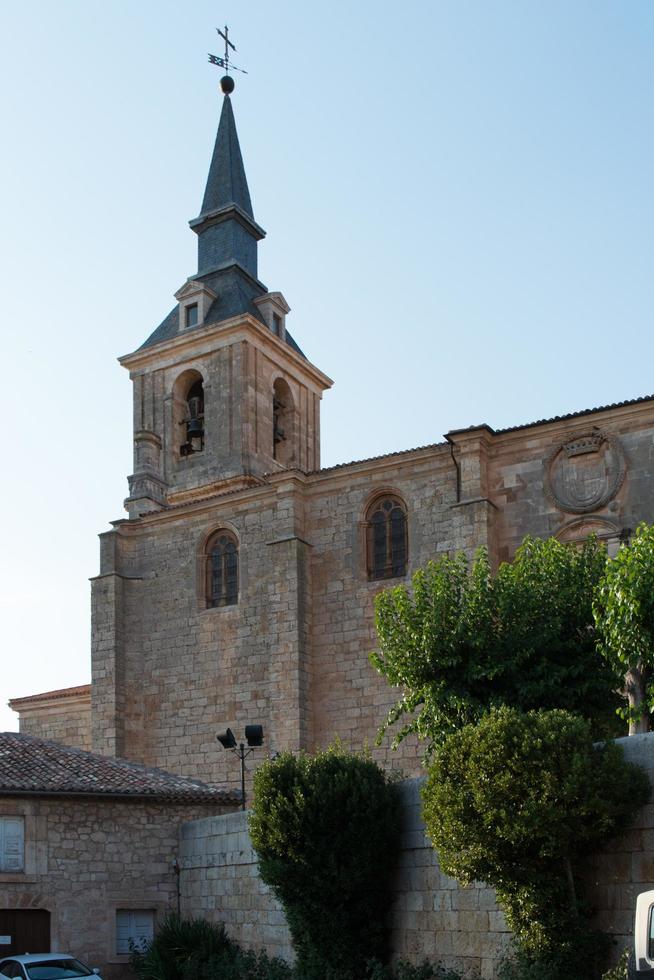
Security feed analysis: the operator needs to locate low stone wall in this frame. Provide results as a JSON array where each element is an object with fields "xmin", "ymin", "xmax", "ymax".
[
  {"xmin": 179, "ymin": 809, "xmax": 293, "ymax": 962},
  {"xmin": 178, "ymin": 733, "xmax": 654, "ymax": 979}
]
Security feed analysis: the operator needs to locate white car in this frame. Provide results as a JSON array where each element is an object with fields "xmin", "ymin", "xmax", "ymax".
[
  {"xmin": 0, "ymin": 954, "xmax": 102, "ymax": 980},
  {"xmin": 630, "ymin": 890, "xmax": 654, "ymax": 977}
]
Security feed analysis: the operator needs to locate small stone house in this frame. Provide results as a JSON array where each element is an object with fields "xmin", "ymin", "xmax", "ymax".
[{"xmin": 0, "ymin": 733, "xmax": 239, "ymax": 978}]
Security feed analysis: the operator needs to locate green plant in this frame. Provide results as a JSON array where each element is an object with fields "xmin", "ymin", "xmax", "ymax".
[
  {"xmin": 198, "ymin": 947, "xmax": 294, "ymax": 980},
  {"xmin": 497, "ymin": 933, "xmax": 613, "ymax": 980},
  {"xmin": 601, "ymin": 948, "xmax": 630, "ymax": 980},
  {"xmin": 594, "ymin": 522, "xmax": 654, "ymax": 733},
  {"xmin": 366, "ymin": 960, "xmax": 464, "ymax": 980},
  {"xmin": 249, "ymin": 744, "xmax": 401, "ymax": 979},
  {"xmin": 421, "ymin": 707, "xmax": 649, "ymax": 976},
  {"xmin": 130, "ymin": 915, "xmax": 465, "ymax": 980},
  {"xmin": 371, "ymin": 536, "xmax": 619, "ymax": 751},
  {"xmin": 129, "ymin": 915, "xmax": 236, "ymax": 980}
]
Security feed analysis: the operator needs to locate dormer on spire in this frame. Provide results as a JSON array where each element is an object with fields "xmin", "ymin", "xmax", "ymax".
[{"xmin": 189, "ymin": 90, "xmax": 265, "ymax": 279}]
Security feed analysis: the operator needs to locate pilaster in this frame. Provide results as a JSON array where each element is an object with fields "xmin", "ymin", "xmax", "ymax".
[
  {"xmin": 446, "ymin": 426, "xmax": 499, "ymax": 564},
  {"xmin": 264, "ymin": 478, "xmax": 312, "ymax": 752},
  {"xmin": 90, "ymin": 529, "xmax": 140, "ymax": 757}
]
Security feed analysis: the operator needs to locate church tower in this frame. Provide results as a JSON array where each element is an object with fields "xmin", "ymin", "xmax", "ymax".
[
  {"xmin": 91, "ymin": 74, "xmax": 332, "ymax": 771},
  {"xmin": 120, "ymin": 77, "xmax": 331, "ymax": 518}
]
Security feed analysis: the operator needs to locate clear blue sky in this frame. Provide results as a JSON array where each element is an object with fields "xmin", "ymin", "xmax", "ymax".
[{"xmin": 1, "ymin": 1, "xmax": 653, "ymax": 730}]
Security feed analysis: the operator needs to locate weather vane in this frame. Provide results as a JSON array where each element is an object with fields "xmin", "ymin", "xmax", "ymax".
[{"xmin": 209, "ymin": 26, "xmax": 247, "ymax": 94}]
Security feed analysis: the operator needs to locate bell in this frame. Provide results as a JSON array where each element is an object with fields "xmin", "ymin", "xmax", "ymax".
[
  {"xmin": 187, "ymin": 395, "xmax": 202, "ymax": 417},
  {"xmin": 187, "ymin": 417, "xmax": 204, "ymax": 438}
]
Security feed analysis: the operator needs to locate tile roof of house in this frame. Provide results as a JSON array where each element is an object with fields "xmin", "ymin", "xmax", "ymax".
[{"xmin": 0, "ymin": 733, "xmax": 240, "ymax": 805}]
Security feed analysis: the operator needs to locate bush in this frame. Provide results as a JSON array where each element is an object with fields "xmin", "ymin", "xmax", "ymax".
[
  {"xmin": 130, "ymin": 915, "xmax": 463, "ymax": 980},
  {"xmin": 369, "ymin": 961, "xmax": 464, "ymax": 980},
  {"xmin": 249, "ymin": 744, "xmax": 401, "ymax": 979},
  {"xmin": 130, "ymin": 915, "xmax": 293, "ymax": 980},
  {"xmin": 422, "ymin": 707, "xmax": 649, "ymax": 976},
  {"xmin": 601, "ymin": 948, "xmax": 631, "ymax": 980},
  {"xmin": 129, "ymin": 915, "xmax": 236, "ymax": 979},
  {"xmin": 497, "ymin": 934, "xmax": 612, "ymax": 980}
]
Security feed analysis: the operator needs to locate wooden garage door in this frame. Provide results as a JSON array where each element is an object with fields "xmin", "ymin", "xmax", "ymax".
[{"xmin": 0, "ymin": 910, "xmax": 50, "ymax": 957}]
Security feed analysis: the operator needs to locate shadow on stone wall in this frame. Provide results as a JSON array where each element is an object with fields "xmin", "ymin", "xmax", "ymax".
[{"xmin": 178, "ymin": 733, "xmax": 654, "ymax": 979}]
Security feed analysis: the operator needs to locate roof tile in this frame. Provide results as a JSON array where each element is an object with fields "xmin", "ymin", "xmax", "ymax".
[{"xmin": 0, "ymin": 733, "xmax": 240, "ymax": 805}]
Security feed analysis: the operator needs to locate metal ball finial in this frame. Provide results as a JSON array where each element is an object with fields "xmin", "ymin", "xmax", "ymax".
[{"xmin": 220, "ymin": 75, "xmax": 235, "ymax": 95}]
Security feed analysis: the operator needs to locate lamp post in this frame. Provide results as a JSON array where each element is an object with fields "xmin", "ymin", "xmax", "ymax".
[
  {"xmin": 216, "ymin": 724, "xmax": 264, "ymax": 811},
  {"xmin": 172, "ymin": 856, "xmax": 181, "ymax": 916}
]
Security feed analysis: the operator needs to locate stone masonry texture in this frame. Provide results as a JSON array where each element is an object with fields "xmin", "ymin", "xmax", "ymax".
[
  {"xmin": 0, "ymin": 796, "xmax": 234, "ymax": 980},
  {"xmin": 179, "ymin": 733, "xmax": 654, "ymax": 980},
  {"xmin": 14, "ymin": 394, "xmax": 654, "ymax": 801}
]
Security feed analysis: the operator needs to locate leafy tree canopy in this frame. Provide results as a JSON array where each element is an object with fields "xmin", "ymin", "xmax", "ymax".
[
  {"xmin": 594, "ymin": 522, "xmax": 654, "ymax": 733},
  {"xmin": 371, "ymin": 536, "xmax": 621, "ymax": 749},
  {"xmin": 422, "ymin": 707, "xmax": 649, "ymax": 973}
]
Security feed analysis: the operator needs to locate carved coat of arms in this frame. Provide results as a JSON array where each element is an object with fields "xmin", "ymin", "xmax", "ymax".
[{"xmin": 544, "ymin": 430, "xmax": 626, "ymax": 514}]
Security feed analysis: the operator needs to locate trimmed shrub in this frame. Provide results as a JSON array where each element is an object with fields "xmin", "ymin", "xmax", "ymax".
[
  {"xmin": 130, "ymin": 915, "xmax": 293, "ymax": 980},
  {"xmin": 249, "ymin": 744, "xmax": 401, "ymax": 979},
  {"xmin": 422, "ymin": 707, "xmax": 649, "ymax": 978}
]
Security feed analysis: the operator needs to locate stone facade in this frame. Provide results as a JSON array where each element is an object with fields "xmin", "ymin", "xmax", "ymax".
[
  {"xmin": 12, "ymin": 397, "xmax": 654, "ymax": 798},
  {"xmin": 178, "ymin": 733, "xmax": 654, "ymax": 979},
  {"xmin": 11, "ymin": 84, "xmax": 654, "ymax": 798},
  {"xmin": 89, "ymin": 395, "xmax": 654, "ymax": 796},
  {"xmin": 9, "ymin": 687, "xmax": 92, "ymax": 751},
  {"xmin": 0, "ymin": 795, "xmax": 233, "ymax": 979}
]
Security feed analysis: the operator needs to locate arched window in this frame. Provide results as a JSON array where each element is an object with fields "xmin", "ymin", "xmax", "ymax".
[
  {"xmin": 272, "ymin": 378, "xmax": 294, "ymax": 466},
  {"xmin": 365, "ymin": 496, "xmax": 408, "ymax": 581},
  {"xmin": 181, "ymin": 379, "xmax": 204, "ymax": 456},
  {"xmin": 173, "ymin": 369, "xmax": 205, "ymax": 458},
  {"xmin": 205, "ymin": 530, "xmax": 238, "ymax": 607}
]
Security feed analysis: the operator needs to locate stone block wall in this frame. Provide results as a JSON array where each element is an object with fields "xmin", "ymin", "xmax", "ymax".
[
  {"xmin": 9, "ymin": 688, "xmax": 92, "ymax": 751},
  {"xmin": 178, "ymin": 783, "xmax": 510, "ymax": 978},
  {"xmin": 0, "ymin": 796, "xmax": 233, "ymax": 980},
  {"xmin": 179, "ymin": 809, "xmax": 293, "ymax": 962},
  {"xmin": 179, "ymin": 734, "xmax": 654, "ymax": 979}
]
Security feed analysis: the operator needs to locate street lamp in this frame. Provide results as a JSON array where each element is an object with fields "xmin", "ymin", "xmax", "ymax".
[{"xmin": 216, "ymin": 724, "xmax": 264, "ymax": 811}]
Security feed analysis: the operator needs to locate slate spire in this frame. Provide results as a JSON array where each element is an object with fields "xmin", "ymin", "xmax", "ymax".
[
  {"xmin": 200, "ymin": 94, "xmax": 253, "ymax": 218},
  {"xmin": 189, "ymin": 83, "xmax": 265, "ymax": 280}
]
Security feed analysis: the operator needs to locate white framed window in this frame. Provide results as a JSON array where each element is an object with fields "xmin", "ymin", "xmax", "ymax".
[
  {"xmin": 0, "ymin": 817, "xmax": 24, "ymax": 872},
  {"xmin": 116, "ymin": 909, "xmax": 155, "ymax": 955},
  {"xmin": 185, "ymin": 303, "xmax": 199, "ymax": 328}
]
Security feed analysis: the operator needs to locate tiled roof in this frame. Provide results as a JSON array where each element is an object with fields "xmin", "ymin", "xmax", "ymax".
[
  {"xmin": 9, "ymin": 685, "xmax": 91, "ymax": 707},
  {"xmin": 307, "ymin": 393, "xmax": 654, "ymax": 477},
  {"xmin": 448, "ymin": 393, "xmax": 654, "ymax": 438},
  {"xmin": 0, "ymin": 733, "xmax": 240, "ymax": 805},
  {"xmin": 308, "ymin": 441, "xmax": 448, "ymax": 476}
]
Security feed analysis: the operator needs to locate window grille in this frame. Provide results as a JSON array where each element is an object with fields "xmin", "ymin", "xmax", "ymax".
[
  {"xmin": 366, "ymin": 497, "xmax": 408, "ymax": 580},
  {"xmin": 206, "ymin": 532, "xmax": 239, "ymax": 607}
]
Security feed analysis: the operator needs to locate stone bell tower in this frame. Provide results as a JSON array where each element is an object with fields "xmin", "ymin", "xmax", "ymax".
[
  {"xmin": 90, "ymin": 72, "xmax": 332, "ymax": 762},
  {"xmin": 120, "ymin": 76, "xmax": 331, "ymax": 518}
]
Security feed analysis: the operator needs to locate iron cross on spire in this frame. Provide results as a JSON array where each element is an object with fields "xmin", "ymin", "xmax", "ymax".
[{"xmin": 208, "ymin": 25, "xmax": 248, "ymax": 76}]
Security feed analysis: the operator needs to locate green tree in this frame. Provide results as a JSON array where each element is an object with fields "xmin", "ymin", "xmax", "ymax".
[
  {"xmin": 371, "ymin": 536, "xmax": 619, "ymax": 749},
  {"xmin": 594, "ymin": 523, "xmax": 654, "ymax": 734},
  {"xmin": 249, "ymin": 745, "xmax": 401, "ymax": 980},
  {"xmin": 422, "ymin": 707, "xmax": 649, "ymax": 978}
]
